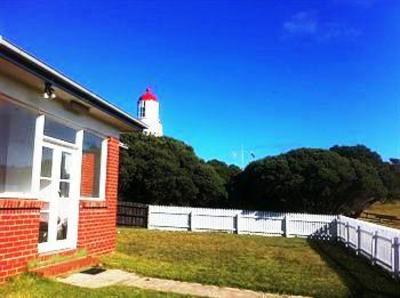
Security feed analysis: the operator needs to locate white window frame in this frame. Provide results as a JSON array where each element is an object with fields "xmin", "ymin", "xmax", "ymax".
[
  {"xmin": 40, "ymin": 117, "xmax": 108, "ymax": 201},
  {"xmin": 0, "ymin": 98, "xmax": 41, "ymax": 199},
  {"xmin": 79, "ymin": 132, "xmax": 108, "ymax": 201},
  {"xmin": 34, "ymin": 116, "xmax": 81, "ymax": 198},
  {"xmin": 0, "ymin": 103, "xmax": 109, "ymax": 202},
  {"xmin": 31, "ymin": 115, "xmax": 45, "ymax": 198}
]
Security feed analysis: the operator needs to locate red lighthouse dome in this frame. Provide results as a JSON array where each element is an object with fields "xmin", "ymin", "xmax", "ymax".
[{"xmin": 139, "ymin": 87, "xmax": 158, "ymax": 101}]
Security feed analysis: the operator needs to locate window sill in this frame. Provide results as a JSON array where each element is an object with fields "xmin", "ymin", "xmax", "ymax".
[
  {"xmin": 38, "ymin": 248, "xmax": 77, "ymax": 258},
  {"xmin": 80, "ymin": 197, "xmax": 105, "ymax": 201},
  {"xmin": 79, "ymin": 200, "xmax": 107, "ymax": 209},
  {"xmin": 0, "ymin": 198, "xmax": 44, "ymax": 210},
  {"xmin": 0, "ymin": 193, "xmax": 38, "ymax": 199}
]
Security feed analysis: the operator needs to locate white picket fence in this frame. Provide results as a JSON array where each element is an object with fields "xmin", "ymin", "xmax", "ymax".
[
  {"xmin": 147, "ymin": 205, "xmax": 400, "ymax": 278},
  {"xmin": 148, "ymin": 205, "xmax": 337, "ymax": 239},
  {"xmin": 337, "ymin": 215, "xmax": 400, "ymax": 277}
]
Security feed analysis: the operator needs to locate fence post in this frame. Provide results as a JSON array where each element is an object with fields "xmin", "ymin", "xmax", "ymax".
[
  {"xmin": 372, "ymin": 231, "xmax": 378, "ymax": 265},
  {"xmin": 336, "ymin": 216, "xmax": 340, "ymax": 242},
  {"xmin": 189, "ymin": 212, "xmax": 193, "ymax": 231},
  {"xmin": 146, "ymin": 205, "xmax": 151, "ymax": 229},
  {"xmin": 147, "ymin": 205, "xmax": 152, "ymax": 229},
  {"xmin": 392, "ymin": 237, "xmax": 399, "ymax": 279},
  {"xmin": 345, "ymin": 222, "xmax": 350, "ymax": 247},
  {"xmin": 356, "ymin": 226, "xmax": 361, "ymax": 255},
  {"xmin": 284, "ymin": 215, "xmax": 290, "ymax": 237},
  {"xmin": 235, "ymin": 214, "xmax": 240, "ymax": 234}
]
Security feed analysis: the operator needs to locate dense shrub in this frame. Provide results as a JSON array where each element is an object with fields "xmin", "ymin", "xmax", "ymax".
[{"xmin": 119, "ymin": 132, "xmax": 228, "ymax": 207}]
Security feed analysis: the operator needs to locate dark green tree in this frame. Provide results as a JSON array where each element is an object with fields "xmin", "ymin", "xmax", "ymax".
[
  {"xmin": 206, "ymin": 159, "xmax": 241, "ymax": 185},
  {"xmin": 331, "ymin": 145, "xmax": 400, "ymax": 201},
  {"xmin": 330, "ymin": 145, "xmax": 383, "ymax": 167},
  {"xmin": 119, "ymin": 132, "xmax": 227, "ymax": 207},
  {"xmin": 206, "ymin": 159, "xmax": 241, "ymax": 203},
  {"xmin": 235, "ymin": 148, "xmax": 388, "ymax": 216}
]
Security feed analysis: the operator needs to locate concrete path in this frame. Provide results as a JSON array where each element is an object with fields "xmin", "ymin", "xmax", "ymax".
[{"xmin": 58, "ymin": 269, "xmax": 308, "ymax": 298}]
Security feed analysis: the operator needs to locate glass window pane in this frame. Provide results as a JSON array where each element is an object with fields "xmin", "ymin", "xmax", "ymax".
[
  {"xmin": 41, "ymin": 147, "xmax": 53, "ymax": 178},
  {"xmin": 39, "ymin": 212, "xmax": 49, "ymax": 243},
  {"xmin": 59, "ymin": 182, "xmax": 70, "ymax": 198},
  {"xmin": 57, "ymin": 218, "xmax": 68, "ymax": 240},
  {"xmin": 81, "ymin": 132, "xmax": 103, "ymax": 198},
  {"xmin": 40, "ymin": 179, "xmax": 52, "ymax": 192},
  {"xmin": 57, "ymin": 200, "xmax": 68, "ymax": 240},
  {"xmin": 44, "ymin": 118, "xmax": 76, "ymax": 143},
  {"xmin": 0, "ymin": 99, "xmax": 36, "ymax": 193},
  {"xmin": 60, "ymin": 152, "xmax": 72, "ymax": 180}
]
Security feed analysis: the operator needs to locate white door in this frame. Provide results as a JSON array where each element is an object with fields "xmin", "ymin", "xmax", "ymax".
[{"xmin": 38, "ymin": 142, "xmax": 79, "ymax": 253}]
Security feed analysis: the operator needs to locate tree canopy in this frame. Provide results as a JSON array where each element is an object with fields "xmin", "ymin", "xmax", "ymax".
[
  {"xmin": 233, "ymin": 147, "xmax": 390, "ymax": 216},
  {"xmin": 206, "ymin": 160, "xmax": 241, "ymax": 185},
  {"xmin": 119, "ymin": 132, "xmax": 228, "ymax": 207},
  {"xmin": 119, "ymin": 134, "xmax": 398, "ymax": 216},
  {"xmin": 331, "ymin": 145, "xmax": 400, "ymax": 201}
]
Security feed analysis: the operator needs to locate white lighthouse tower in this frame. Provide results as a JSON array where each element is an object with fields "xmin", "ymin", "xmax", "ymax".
[{"xmin": 137, "ymin": 87, "xmax": 163, "ymax": 137}]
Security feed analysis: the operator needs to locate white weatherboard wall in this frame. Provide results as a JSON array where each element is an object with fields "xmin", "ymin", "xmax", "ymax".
[{"xmin": 148, "ymin": 205, "xmax": 337, "ymax": 239}]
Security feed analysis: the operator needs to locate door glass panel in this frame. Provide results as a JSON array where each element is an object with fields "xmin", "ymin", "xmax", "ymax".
[
  {"xmin": 40, "ymin": 147, "xmax": 53, "ymax": 178},
  {"xmin": 57, "ymin": 201, "xmax": 68, "ymax": 240},
  {"xmin": 60, "ymin": 152, "xmax": 72, "ymax": 180},
  {"xmin": 40, "ymin": 179, "xmax": 52, "ymax": 192},
  {"xmin": 39, "ymin": 212, "xmax": 49, "ymax": 243},
  {"xmin": 59, "ymin": 182, "xmax": 70, "ymax": 198}
]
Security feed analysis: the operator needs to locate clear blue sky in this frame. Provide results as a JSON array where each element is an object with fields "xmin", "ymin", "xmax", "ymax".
[{"xmin": 0, "ymin": 0, "xmax": 399, "ymax": 166}]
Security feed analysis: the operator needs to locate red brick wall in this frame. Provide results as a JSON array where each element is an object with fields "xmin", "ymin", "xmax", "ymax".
[
  {"xmin": 0, "ymin": 200, "xmax": 43, "ymax": 284},
  {"xmin": 0, "ymin": 136, "xmax": 121, "ymax": 283},
  {"xmin": 80, "ymin": 152, "xmax": 96, "ymax": 197},
  {"xmin": 77, "ymin": 137, "xmax": 120, "ymax": 255}
]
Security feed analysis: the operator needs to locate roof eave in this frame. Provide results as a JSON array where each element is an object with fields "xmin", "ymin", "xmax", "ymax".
[{"xmin": 0, "ymin": 36, "xmax": 148, "ymax": 130}]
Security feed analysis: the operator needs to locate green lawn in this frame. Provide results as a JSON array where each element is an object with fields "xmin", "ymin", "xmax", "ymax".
[
  {"xmin": 361, "ymin": 200, "xmax": 400, "ymax": 228},
  {"xmin": 2, "ymin": 228, "xmax": 399, "ymax": 298},
  {"xmin": 102, "ymin": 228, "xmax": 400, "ymax": 298},
  {"xmin": 0, "ymin": 274, "xmax": 189, "ymax": 298},
  {"xmin": 365, "ymin": 201, "xmax": 400, "ymax": 217}
]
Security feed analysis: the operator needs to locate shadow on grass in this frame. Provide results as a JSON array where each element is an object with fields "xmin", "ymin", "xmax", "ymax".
[{"xmin": 308, "ymin": 239, "xmax": 400, "ymax": 298}]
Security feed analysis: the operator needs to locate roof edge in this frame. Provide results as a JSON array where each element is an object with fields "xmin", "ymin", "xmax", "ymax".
[{"xmin": 0, "ymin": 36, "xmax": 148, "ymax": 130}]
